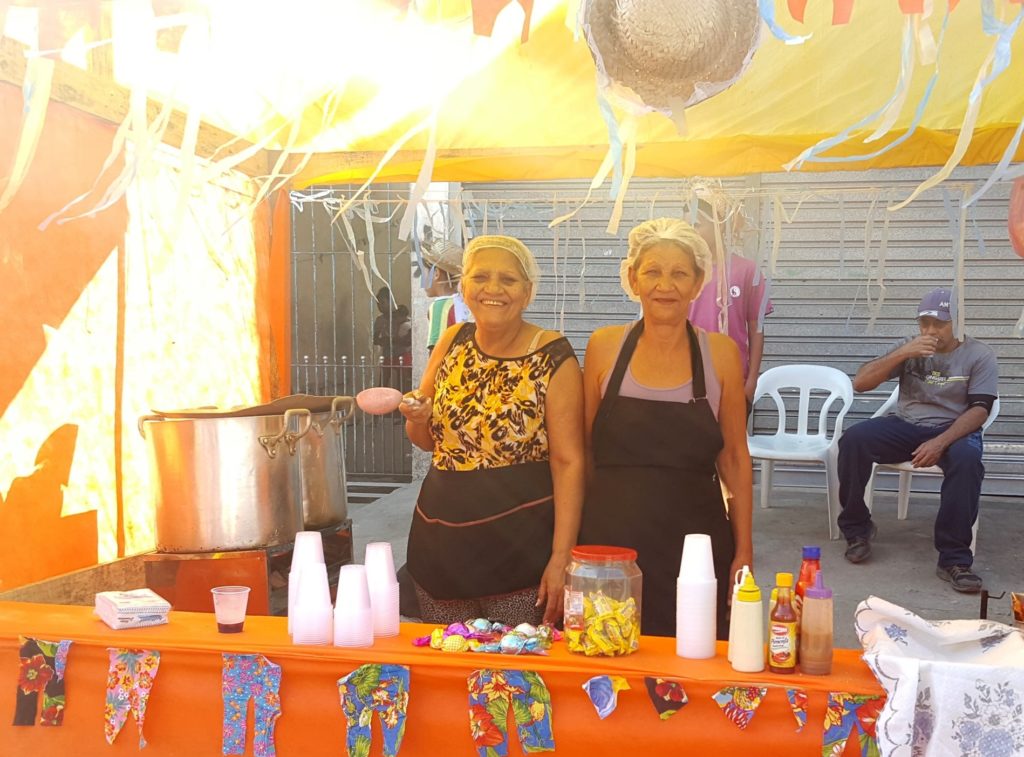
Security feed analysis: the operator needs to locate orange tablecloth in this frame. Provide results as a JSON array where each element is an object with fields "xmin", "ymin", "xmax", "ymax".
[{"xmin": 1, "ymin": 601, "xmax": 882, "ymax": 756}]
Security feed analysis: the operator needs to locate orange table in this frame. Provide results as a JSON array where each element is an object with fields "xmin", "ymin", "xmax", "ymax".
[{"xmin": 1, "ymin": 601, "xmax": 881, "ymax": 756}]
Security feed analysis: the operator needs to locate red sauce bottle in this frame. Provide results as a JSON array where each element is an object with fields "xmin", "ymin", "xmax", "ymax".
[{"xmin": 768, "ymin": 572, "xmax": 798, "ymax": 674}]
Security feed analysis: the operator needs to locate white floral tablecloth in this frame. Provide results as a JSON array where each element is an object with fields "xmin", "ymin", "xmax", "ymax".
[{"xmin": 855, "ymin": 596, "xmax": 1024, "ymax": 757}]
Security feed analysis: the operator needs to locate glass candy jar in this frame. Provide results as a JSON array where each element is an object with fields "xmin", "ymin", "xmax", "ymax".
[{"xmin": 564, "ymin": 546, "xmax": 642, "ymax": 656}]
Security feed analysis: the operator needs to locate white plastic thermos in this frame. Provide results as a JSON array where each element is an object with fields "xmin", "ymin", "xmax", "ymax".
[
  {"xmin": 729, "ymin": 572, "xmax": 765, "ymax": 673},
  {"xmin": 727, "ymin": 565, "xmax": 751, "ymax": 663}
]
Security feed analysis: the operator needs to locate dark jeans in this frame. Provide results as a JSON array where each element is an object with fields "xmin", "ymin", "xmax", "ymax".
[{"xmin": 837, "ymin": 415, "xmax": 984, "ymax": 568}]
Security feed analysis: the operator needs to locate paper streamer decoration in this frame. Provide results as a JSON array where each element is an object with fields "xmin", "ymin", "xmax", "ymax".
[
  {"xmin": 759, "ymin": 0, "xmax": 812, "ymax": 44},
  {"xmin": 890, "ymin": 2, "xmax": 1024, "ymax": 212},
  {"xmin": 822, "ymin": 692, "xmax": 884, "ymax": 757},
  {"xmin": 785, "ymin": 5, "xmax": 952, "ymax": 172},
  {"xmin": 582, "ymin": 675, "xmax": 629, "ymax": 719},
  {"xmin": 785, "ymin": 688, "xmax": 808, "ymax": 732},
  {"xmin": 0, "ymin": 56, "xmax": 55, "ymax": 215},
  {"xmin": 644, "ymin": 677, "xmax": 688, "ymax": 720},
  {"xmin": 711, "ymin": 686, "xmax": 767, "ymax": 730}
]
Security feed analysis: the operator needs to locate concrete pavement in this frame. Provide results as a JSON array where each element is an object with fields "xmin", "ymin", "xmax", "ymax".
[{"xmin": 348, "ymin": 482, "xmax": 1022, "ymax": 650}]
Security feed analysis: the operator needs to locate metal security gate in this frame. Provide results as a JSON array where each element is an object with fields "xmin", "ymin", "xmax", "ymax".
[{"xmin": 290, "ymin": 187, "xmax": 414, "ymax": 481}]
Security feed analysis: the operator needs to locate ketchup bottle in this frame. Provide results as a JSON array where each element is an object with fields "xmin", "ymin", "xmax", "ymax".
[{"xmin": 794, "ymin": 545, "xmax": 821, "ymax": 623}]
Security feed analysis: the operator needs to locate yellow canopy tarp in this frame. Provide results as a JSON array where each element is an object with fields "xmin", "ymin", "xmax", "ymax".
[{"xmin": 293, "ymin": 0, "xmax": 1024, "ymax": 185}]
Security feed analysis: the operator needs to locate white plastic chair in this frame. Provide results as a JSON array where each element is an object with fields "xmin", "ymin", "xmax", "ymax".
[
  {"xmin": 748, "ymin": 365, "xmax": 854, "ymax": 540},
  {"xmin": 863, "ymin": 386, "xmax": 999, "ymax": 553}
]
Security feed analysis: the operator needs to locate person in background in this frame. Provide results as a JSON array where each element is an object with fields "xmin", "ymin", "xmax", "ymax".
[
  {"xmin": 423, "ymin": 241, "xmax": 472, "ymax": 353},
  {"xmin": 373, "ymin": 287, "xmax": 413, "ymax": 392},
  {"xmin": 689, "ymin": 198, "xmax": 773, "ymax": 414},
  {"xmin": 399, "ymin": 235, "xmax": 584, "ymax": 626},
  {"xmin": 837, "ymin": 287, "xmax": 998, "ymax": 594},
  {"xmin": 580, "ymin": 218, "xmax": 753, "ymax": 638}
]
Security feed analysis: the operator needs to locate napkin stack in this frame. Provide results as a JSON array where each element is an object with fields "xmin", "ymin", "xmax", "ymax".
[{"xmin": 95, "ymin": 588, "xmax": 171, "ymax": 630}]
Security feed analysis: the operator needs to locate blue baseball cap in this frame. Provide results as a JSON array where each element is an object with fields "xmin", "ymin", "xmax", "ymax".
[{"xmin": 917, "ymin": 287, "xmax": 952, "ymax": 321}]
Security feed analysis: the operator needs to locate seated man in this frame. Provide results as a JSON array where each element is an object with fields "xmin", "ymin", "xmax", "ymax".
[{"xmin": 837, "ymin": 287, "xmax": 999, "ymax": 593}]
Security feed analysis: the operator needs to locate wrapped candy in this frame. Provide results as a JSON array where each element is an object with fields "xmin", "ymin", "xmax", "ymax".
[
  {"xmin": 499, "ymin": 632, "xmax": 528, "ymax": 654},
  {"xmin": 430, "ymin": 628, "xmax": 445, "ymax": 649},
  {"xmin": 444, "ymin": 622, "xmax": 471, "ymax": 638},
  {"xmin": 441, "ymin": 635, "xmax": 469, "ymax": 653},
  {"xmin": 411, "ymin": 618, "xmax": 556, "ymax": 656},
  {"xmin": 566, "ymin": 593, "xmax": 640, "ymax": 656}
]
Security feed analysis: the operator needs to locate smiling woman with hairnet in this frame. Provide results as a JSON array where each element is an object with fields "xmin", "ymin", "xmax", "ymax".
[
  {"xmin": 580, "ymin": 218, "xmax": 754, "ymax": 638},
  {"xmin": 399, "ymin": 235, "xmax": 584, "ymax": 626}
]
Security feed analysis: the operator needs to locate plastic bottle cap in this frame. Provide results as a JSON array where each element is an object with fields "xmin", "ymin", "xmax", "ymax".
[
  {"xmin": 736, "ymin": 572, "xmax": 761, "ymax": 602},
  {"xmin": 733, "ymin": 564, "xmax": 751, "ymax": 587},
  {"xmin": 804, "ymin": 571, "xmax": 832, "ymax": 599},
  {"xmin": 570, "ymin": 545, "xmax": 638, "ymax": 563},
  {"xmin": 775, "ymin": 572, "xmax": 794, "ymax": 588},
  {"xmin": 801, "ymin": 545, "xmax": 821, "ymax": 560}
]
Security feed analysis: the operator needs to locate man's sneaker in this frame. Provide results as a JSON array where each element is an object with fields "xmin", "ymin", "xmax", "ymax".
[
  {"xmin": 936, "ymin": 565, "xmax": 983, "ymax": 593},
  {"xmin": 844, "ymin": 523, "xmax": 878, "ymax": 564}
]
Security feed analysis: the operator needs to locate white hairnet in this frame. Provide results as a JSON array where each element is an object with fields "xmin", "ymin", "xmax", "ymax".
[
  {"xmin": 618, "ymin": 218, "xmax": 713, "ymax": 302},
  {"xmin": 463, "ymin": 235, "xmax": 541, "ymax": 306}
]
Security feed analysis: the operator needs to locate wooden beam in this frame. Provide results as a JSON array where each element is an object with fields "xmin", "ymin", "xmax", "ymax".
[{"xmin": 0, "ymin": 35, "xmax": 268, "ymax": 177}]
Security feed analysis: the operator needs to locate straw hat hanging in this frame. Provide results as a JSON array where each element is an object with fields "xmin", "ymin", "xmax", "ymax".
[{"xmin": 582, "ymin": 0, "xmax": 761, "ymax": 118}]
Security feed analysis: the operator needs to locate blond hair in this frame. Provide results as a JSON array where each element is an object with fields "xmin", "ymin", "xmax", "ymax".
[
  {"xmin": 463, "ymin": 235, "xmax": 541, "ymax": 306},
  {"xmin": 619, "ymin": 218, "xmax": 712, "ymax": 303}
]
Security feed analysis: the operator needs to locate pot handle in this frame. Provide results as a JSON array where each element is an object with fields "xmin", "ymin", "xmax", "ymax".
[
  {"xmin": 330, "ymin": 396, "xmax": 356, "ymax": 429},
  {"xmin": 137, "ymin": 414, "xmax": 164, "ymax": 438},
  {"xmin": 259, "ymin": 408, "xmax": 313, "ymax": 458}
]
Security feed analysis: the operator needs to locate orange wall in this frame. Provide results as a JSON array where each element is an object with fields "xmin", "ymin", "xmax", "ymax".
[
  {"xmin": 0, "ymin": 82, "xmax": 289, "ymax": 591},
  {"xmin": 0, "ymin": 83, "xmax": 126, "ymax": 589}
]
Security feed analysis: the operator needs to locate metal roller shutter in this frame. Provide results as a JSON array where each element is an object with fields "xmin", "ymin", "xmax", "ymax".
[{"xmin": 462, "ymin": 167, "xmax": 1024, "ymax": 496}]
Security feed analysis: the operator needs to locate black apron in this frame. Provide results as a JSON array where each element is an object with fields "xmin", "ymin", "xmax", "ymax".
[
  {"xmin": 406, "ymin": 325, "xmax": 572, "ymax": 601},
  {"xmin": 581, "ymin": 320, "xmax": 735, "ymax": 638},
  {"xmin": 407, "ymin": 461, "xmax": 554, "ymax": 600}
]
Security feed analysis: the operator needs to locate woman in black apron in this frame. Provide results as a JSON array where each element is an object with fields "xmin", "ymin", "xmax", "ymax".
[
  {"xmin": 581, "ymin": 218, "xmax": 753, "ymax": 638},
  {"xmin": 400, "ymin": 236, "xmax": 584, "ymax": 626}
]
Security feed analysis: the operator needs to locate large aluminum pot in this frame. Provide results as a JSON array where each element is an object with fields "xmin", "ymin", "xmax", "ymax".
[
  {"xmin": 300, "ymin": 396, "xmax": 354, "ymax": 528},
  {"xmin": 139, "ymin": 408, "xmax": 311, "ymax": 553}
]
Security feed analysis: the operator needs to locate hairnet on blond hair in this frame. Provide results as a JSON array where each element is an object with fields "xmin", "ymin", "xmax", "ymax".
[
  {"xmin": 463, "ymin": 235, "xmax": 542, "ymax": 306},
  {"xmin": 618, "ymin": 218, "xmax": 712, "ymax": 303}
]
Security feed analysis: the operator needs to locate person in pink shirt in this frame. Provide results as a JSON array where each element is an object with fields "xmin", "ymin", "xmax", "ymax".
[{"xmin": 688, "ymin": 199, "xmax": 773, "ymax": 413}]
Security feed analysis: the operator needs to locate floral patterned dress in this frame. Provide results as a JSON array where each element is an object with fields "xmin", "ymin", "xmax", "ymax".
[{"xmin": 407, "ymin": 323, "xmax": 576, "ymax": 601}]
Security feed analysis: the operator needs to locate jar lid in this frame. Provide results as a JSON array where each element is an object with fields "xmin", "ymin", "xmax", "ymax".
[{"xmin": 571, "ymin": 545, "xmax": 638, "ymax": 563}]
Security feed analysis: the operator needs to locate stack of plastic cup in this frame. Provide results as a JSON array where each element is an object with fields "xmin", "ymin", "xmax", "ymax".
[
  {"xmin": 676, "ymin": 533, "xmax": 717, "ymax": 659},
  {"xmin": 289, "ymin": 531, "xmax": 326, "ymax": 635},
  {"xmin": 333, "ymin": 565, "xmax": 374, "ymax": 647},
  {"xmin": 291, "ymin": 562, "xmax": 333, "ymax": 645},
  {"xmin": 364, "ymin": 542, "xmax": 400, "ymax": 638}
]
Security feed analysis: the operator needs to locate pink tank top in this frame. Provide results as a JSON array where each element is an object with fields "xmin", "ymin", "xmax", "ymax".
[{"xmin": 599, "ymin": 323, "xmax": 722, "ymax": 419}]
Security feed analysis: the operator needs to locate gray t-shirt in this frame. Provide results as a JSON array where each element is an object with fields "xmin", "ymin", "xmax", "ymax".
[{"xmin": 884, "ymin": 335, "xmax": 999, "ymax": 427}]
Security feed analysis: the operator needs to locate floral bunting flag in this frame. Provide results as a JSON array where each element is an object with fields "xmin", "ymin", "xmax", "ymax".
[
  {"xmin": 822, "ymin": 692, "xmax": 884, "ymax": 757},
  {"xmin": 712, "ymin": 686, "xmax": 768, "ymax": 731},
  {"xmin": 786, "ymin": 688, "xmax": 808, "ymax": 732},
  {"xmin": 583, "ymin": 675, "xmax": 630, "ymax": 719},
  {"xmin": 644, "ymin": 677, "xmax": 688, "ymax": 720}
]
